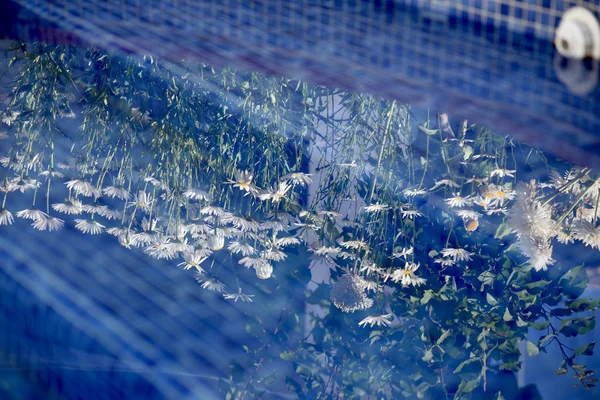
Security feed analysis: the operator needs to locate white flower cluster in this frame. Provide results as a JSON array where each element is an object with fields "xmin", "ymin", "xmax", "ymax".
[{"xmin": 507, "ymin": 181, "xmax": 555, "ymax": 271}]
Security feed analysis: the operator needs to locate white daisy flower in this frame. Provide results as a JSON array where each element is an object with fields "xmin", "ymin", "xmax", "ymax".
[
  {"xmin": 258, "ymin": 182, "xmax": 291, "ymax": 202},
  {"xmin": 282, "ymin": 172, "xmax": 313, "ymax": 187},
  {"xmin": 227, "ymin": 170, "xmax": 259, "ymax": 196},
  {"xmin": 401, "ymin": 209, "xmax": 422, "ymax": 219},
  {"xmin": 390, "ymin": 262, "xmax": 426, "ymax": 286},
  {"xmin": 313, "ymin": 246, "xmax": 341, "ymax": 256},
  {"xmin": 66, "ymin": 179, "xmax": 100, "ymax": 198},
  {"xmin": 52, "ymin": 199, "xmax": 83, "ymax": 215},
  {"xmin": 144, "ymin": 241, "xmax": 179, "ymax": 260},
  {"xmin": 103, "ymin": 186, "xmax": 131, "ymax": 201},
  {"xmin": 195, "ymin": 274, "xmax": 225, "ymax": 292},
  {"xmin": 490, "ymin": 168, "xmax": 516, "ymax": 178},
  {"xmin": 391, "ymin": 246, "xmax": 414, "ymax": 259},
  {"xmin": 8, "ymin": 177, "xmax": 39, "ymax": 193},
  {"xmin": 39, "ymin": 169, "xmax": 64, "ymax": 178},
  {"xmin": 403, "ymin": 188, "xmax": 427, "ymax": 197},
  {"xmin": 255, "ymin": 260, "xmax": 273, "ymax": 280},
  {"xmin": 363, "ymin": 203, "xmax": 390, "ymax": 214},
  {"xmin": 434, "ymin": 258, "xmax": 456, "ymax": 267},
  {"xmin": 183, "ymin": 188, "xmax": 210, "ymax": 201},
  {"xmin": 227, "ymin": 215, "xmax": 261, "ymax": 232},
  {"xmin": 275, "ymin": 236, "xmax": 301, "ymax": 247},
  {"xmin": 207, "ymin": 232, "xmax": 225, "ymax": 251},
  {"xmin": 223, "ymin": 288, "xmax": 254, "ymax": 303},
  {"xmin": 431, "ymin": 179, "xmax": 460, "ymax": 190},
  {"xmin": 262, "ymin": 247, "xmax": 287, "ymax": 262},
  {"xmin": 358, "ymin": 313, "xmax": 393, "ymax": 328},
  {"xmin": 456, "ymin": 210, "xmax": 481, "ymax": 220},
  {"xmin": 445, "ymin": 193, "xmax": 471, "ymax": 208},
  {"xmin": 359, "ymin": 260, "xmax": 384, "ymax": 275},
  {"xmin": 177, "ymin": 250, "xmax": 208, "ymax": 272},
  {"xmin": 228, "ymin": 241, "xmax": 255, "ymax": 256},
  {"xmin": 440, "ymin": 248, "xmax": 473, "ymax": 262},
  {"xmin": 32, "ymin": 215, "xmax": 64, "ymax": 231},
  {"xmin": 572, "ymin": 220, "xmax": 600, "ymax": 249},
  {"xmin": 74, "ymin": 219, "xmax": 105, "ymax": 235},
  {"xmin": 0, "ymin": 208, "xmax": 14, "ymax": 225},
  {"xmin": 339, "ymin": 239, "xmax": 368, "ymax": 250},
  {"xmin": 16, "ymin": 208, "xmax": 48, "ymax": 221},
  {"xmin": 129, "ymin": 191, "xmax": 154, "ymax": 213}
]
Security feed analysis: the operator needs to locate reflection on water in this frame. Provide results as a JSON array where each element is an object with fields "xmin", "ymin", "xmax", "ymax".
[{"xmin": 0, "ymin": 42, "xmax": 599, "ymax": 399}]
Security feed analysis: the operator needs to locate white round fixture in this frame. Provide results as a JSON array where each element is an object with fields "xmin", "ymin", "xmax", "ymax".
[{"xmin": 555, "ymin": 6, "xmax": 600, "ymax": 59}]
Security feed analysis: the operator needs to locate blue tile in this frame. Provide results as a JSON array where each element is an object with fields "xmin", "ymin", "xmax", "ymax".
[
  {"xmin": 501, "ymin": 4, "xmax": 510, "ymax": 16},
  {"xmin": 515, "ymin": 7, "xmax": 523, "ymax": 19}
]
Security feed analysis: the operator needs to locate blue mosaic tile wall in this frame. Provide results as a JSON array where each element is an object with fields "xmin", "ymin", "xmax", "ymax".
[{"xmin": 397, "ymin": 0, "xmax": 600, "ymax": 39}]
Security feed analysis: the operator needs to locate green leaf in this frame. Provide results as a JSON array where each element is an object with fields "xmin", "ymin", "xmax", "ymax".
[
  {"xmin": 550, "ymin": 308, "xmax": 572, "ymax": 317},
  {"xmin": 559, "ymin": 265, "xmax": 588, "ymax": 299},
  {"xmin": 499, "ymin": 361, "xmax": 521, "ymax": 372},
  {"xmin": 503, "ymin": 308, "xmax": 513, "ymax": 322},
  {"xmin": 527, "ymin": 340, "xmax": 540, "ymax": 356},
  {"xmin": 486, "ymin": 293, "xmax": 498, "ymax": 306},
  {"xmin": 494, "ymin": 223, "xmax": 512, "ymax": 240},
  {"xmin": 531, "ymin": 320, "xmax": 551, "ymax": 330},
  {"xmin": 463, "ymin": 145, "xmax": 473, "ymax": 160},
  {"xmin": 456, "ymin": 377, "xmax": 480, "ymax": 395},
  {"xmin": 436, "ymin": 329, "xmax": 452, "ymax": 345},
  {"xmin": 524, "ymin": 280, "xmax": 551, "ymax": 290},
  {"xmin": 421, "ymin": 290, "xmax": 434, "ymax": 305},
  {"xmin": 454, "ymin": 357, "xmax": 480, "ymax": 374},
  {"xmin": 567, "ymin": 297, "xmax": 600, "ymax": 312},
  {"xmin": 280, "ymin": 352, "xmax": 295, "ymax": 361},
  {"xmin": 575, "ymin": 341, "xmax": 596, "ymax": 356},
  {"xmin": 559, "ymin": 317, "xmax": 595, "ymax": 337}
]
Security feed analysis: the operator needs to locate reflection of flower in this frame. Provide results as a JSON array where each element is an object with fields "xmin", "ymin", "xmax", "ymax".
[
  {"xmin": 0, "ymin": 208, "xmax": 14, "ymax": 225},
  {"xmin": 129, "ymin": 191, "xmax": 154, "ymax": 213},
  {"xmin": 103, "ymin": 186, "xmax": 131, "ymax": 201},
  {"xmin": 195, "ymin": 274, "xmax": 225, "ymax": 292},
  {"xmin": 52, "ymin": 199, "xmax": 83, "ymax": 215},
  {"xmin": 74, "ymin": 219, "xmax": 105, "ymax": 235},
  {"xmin": 364, "ymin": 203, "xmax": 390, "ymax": 214},
  {"xmin": 358, "ymin": 313, "xmax": 393, "ymax": 328},
  {"xmin": 390, "ymin": 262, "xmax": 426, "ymax": 286},
  {"xmin": 282, "ymin": 172, "xmax": 312, "ymax": 187},
  {"xmin": 207, "ymin": 232, "xmax": 225, "ymax": 251},
  {"xmin": 330, "ymin": 274, "xmax": 373, "ymax": 313},
  {"xmin": 66, "ymin": 179, "xmax": 100, "ymax": 198},
  {"xmin": 177, "ymin": 250, "xmax": 208, "ymax": 272},
  {"xmin": 516, "ymin": 236, "xmax": 555, "ymax": 271},
  {"xmin": 490, "ymin": 168, "xmax": 516, "ymax": 178},
  {"xmin": 16, "ymin": 208, "xmax": 48, "ymax": 221},
  {"xmin": 445, "ymin": 193, "xmax": 470, "ymax": 208},
  {"xmin": 440, "ymin": 248, "xmax": 472, "ymax": 262},
  {"xmin": 403, "ymin": 188, "xmax": 427, "ymax": 197},
  {"xmin": 572, "ymin": 220, "xmax": 600, "ymax": 250},
  {"xmin": 183, "ymin": 187, "xmax": 210, "ymax": 201},
  {"xmin": 391, "ymin": 246, "xmax": 413, "ymax": 259},
  {"xmin": 228, "ymin": 170, "xmax": 259, "ymax": 195},
  {"xmin": 32, "ymin": 215, "xmax": 64, "ymax": 231},
  {"xmin": 254, "ymin": 260, "xmax": 273, "ymax": 280},
  {"xmin": 258, "ymin": 182, "xmax": 291, "ymax": 202},
  {"xmin": 223, "ymin": 288, "xmax": 254, "ymax": 302}
]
